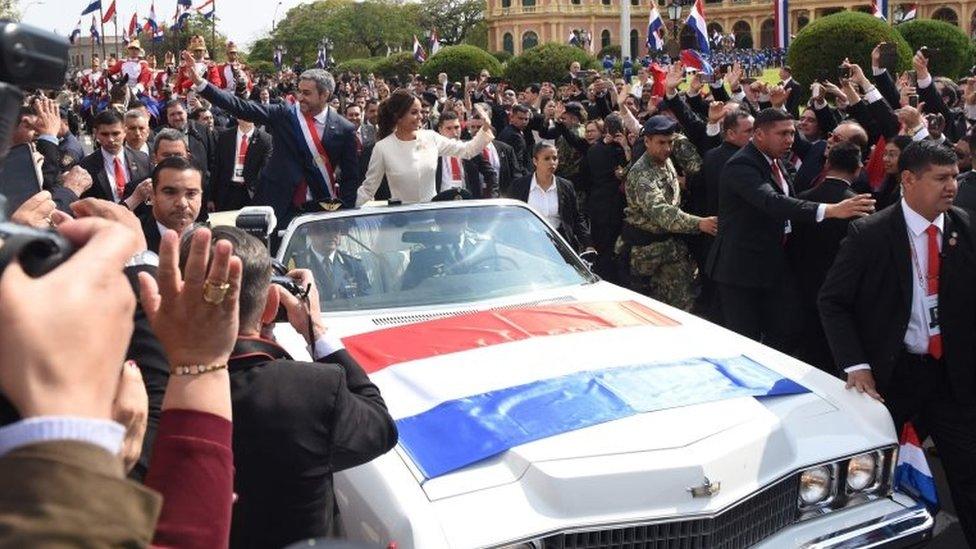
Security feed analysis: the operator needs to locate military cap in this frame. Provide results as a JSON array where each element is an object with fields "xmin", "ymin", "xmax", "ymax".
[{"xmin": 642, "ymin": 115, "xmax": 678, "ymax": 136}]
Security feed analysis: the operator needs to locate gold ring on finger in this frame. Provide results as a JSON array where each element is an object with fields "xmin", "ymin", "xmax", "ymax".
[{"xmin": 202, "ymin": 280, "xmax": 231, "ymax": 305}]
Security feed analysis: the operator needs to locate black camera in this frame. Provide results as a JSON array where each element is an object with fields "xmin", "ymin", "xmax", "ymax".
[{"xmin": 0, "ymin": 22, "xmax": 73, "ymax": 279}]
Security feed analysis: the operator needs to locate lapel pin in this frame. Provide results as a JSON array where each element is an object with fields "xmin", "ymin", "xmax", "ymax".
[{"xmin": 949, "ymin": 231, "xmax": 958, "ymax": 247}]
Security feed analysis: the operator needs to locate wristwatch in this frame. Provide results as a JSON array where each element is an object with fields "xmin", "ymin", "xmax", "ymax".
[{"xmin": 124, "ymin": 250, "xmax": 159, "ymax": 268}]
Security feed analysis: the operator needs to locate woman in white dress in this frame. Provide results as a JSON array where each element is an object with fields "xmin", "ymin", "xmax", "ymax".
[{"xmin": 355, "ymin": 89, "xmax": 495, "ymax": 206}]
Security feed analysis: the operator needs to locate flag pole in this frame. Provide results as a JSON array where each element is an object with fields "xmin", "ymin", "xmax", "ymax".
[
  {"xmin": 98, "ymin": 6, "xmax": 107, "ymax": 60},
  {"xmin": 113, "ymin": 14, "xmax": 119, "ymax": 59},
  {"xmin": 211, "ymin": 0, "xmax": 217, "ymax": 60}
]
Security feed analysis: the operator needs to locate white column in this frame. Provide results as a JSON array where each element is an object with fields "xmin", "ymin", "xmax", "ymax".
[{"xmin": 620, "ymin": 0, "xmax": 632, "ymax": 58}]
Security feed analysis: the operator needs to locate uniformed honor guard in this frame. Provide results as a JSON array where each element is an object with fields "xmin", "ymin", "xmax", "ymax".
[
  {"xmin": 175, "ymin": 35, "xmax": 221, "ymax": 95},
  {"xmin": 107, "ymin": 39, "xmax": 153, "ymax": 93},
  {"xmin": 614, "ymin": 116, "xmax": 718, "ymax": 311}
]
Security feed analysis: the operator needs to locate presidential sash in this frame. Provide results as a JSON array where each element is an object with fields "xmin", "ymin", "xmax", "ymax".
[{"xmin": 292, "ymin": 104, "xmax": 338, "ymax": 200}]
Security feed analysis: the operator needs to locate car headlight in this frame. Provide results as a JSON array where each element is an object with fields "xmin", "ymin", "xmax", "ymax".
[
  {"xmin": 846, "ymin": 452, "xmax": 879, "ymax": 492},
  {"xmin": 799, "ymin": 465, "xmax": 834, "ymax": 506}
]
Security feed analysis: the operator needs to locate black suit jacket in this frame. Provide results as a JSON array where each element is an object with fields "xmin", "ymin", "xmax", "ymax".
[
  {"xmin": 213, "ymin": 126, "xmax": 273, "ymax": 210},
  {"xmin": 507, "ymin": 174, "xmax": 591, "ymax": 252},
  {"xmin": 705, "ymin": 141, "xmax": 820, "ymax": 289},
  {"xmin": 226, "ymin": 338, "xmax": 397, "ymax": 549},
  {"xmin": 819, "ymin": 205, "xmax": 976, "ymax": 403},
  {"xmin": 782, "ymin": 79, "xmax": 803, "ymax": 118},
  {"xmin": 435, "ymin": 153, "xmax": 498, "ymax": 198},
  {"xmin": 78, "ymin": 147, "xmax": 153, "ymax": 203},
  {"xmin": 492, "ymin": 139, "xmax": 522, "ymax": 195},
  {"xmin": 139, "ymin": 213, "xmax": 162, "ymax": 254},
  {"xmin": 200, "ymin": 83, "xmax": 361, "ymax": 219},
  {"xmin": 701, "ymin": 141, "xmax": 740, "ymax": 216},
  {"xmin": 792, "ymin": 177, "xmax": 857, "ymax": 308},
  {"xmin": 955, "ymin": 171, "xmax": 976, "ymax": 213},
  {"xmin": 497, "ymin": 124, "xmax": 528, "ymax": 174}
]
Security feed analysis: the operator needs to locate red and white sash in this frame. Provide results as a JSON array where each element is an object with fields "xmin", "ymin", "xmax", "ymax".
[{"xmin": 294, "ymin": 104, "xmax": 338, "ymax": 200}]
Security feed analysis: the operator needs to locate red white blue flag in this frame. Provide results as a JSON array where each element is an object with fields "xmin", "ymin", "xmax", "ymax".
[
  {"xmin": 894, "ymin": 422, "xmax": 939, "ymax": 512},
  {"xmin": 680, "ymin": 49, "xmax": 713, "ymax": 75},
  {"xmin": 872, "ymin": 0, "xmax": 888, "ymax": 21},
  {"xmin": 647, "ymin": 5, "xmax": 665, "ymax": 52},
  {"xmin": 413, "ymin": 35, "xmax": 427, "ymax": 63},
  {"xmin": 684, "ymin": 0, "xmax": 710, "ymax": 53},
  {"xmin": 773, "ymin": 0, "xmax": 789, "ymax": 48}
]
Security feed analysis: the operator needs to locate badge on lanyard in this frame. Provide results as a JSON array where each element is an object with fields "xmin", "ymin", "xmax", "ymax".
[{"xmin": 924, "ymin": 293, "xmax": 940, "ymax": 337}]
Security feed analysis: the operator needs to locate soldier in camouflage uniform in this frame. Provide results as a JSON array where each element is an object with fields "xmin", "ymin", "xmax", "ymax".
[{"xmin": 614, "ymin": 116, "xmax": 718, "ymax": 311}]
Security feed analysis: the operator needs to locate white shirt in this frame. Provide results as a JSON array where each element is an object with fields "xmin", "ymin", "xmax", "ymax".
[
  {"xmin": 527, "ymin": 175, "xmax": 561, "ymax": 229},
  {"xmin": 902, "ymin": 199, "xmax": 944, "ymax": 354},
  {"xmin": 845, "ymin": 200, "xmax": 944, "ymax": 373},
  {"xmin": 233, "ymin": 127, "xmax": 254, "ymax": 183},
  {"xmin": 440, "ymin": 156, "xmax": 465, "ymax": 190},
  {"xmin": 101, "ymin": 148, "xmax": 128, "ymax": 202},
  {"xmin": 156, "ymin": 220, "xmax": 175, "ymax": 240},
  {"xmin": 357, "ymin": 128, "xmax": 493, "ymax": 206}
]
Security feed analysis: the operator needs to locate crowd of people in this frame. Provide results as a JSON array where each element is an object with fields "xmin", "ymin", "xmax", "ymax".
[{"xmin": 0, "ymin": 31, "xmax": 974, "ymax": 547}]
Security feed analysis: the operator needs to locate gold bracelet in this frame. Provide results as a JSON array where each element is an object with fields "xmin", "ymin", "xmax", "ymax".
[{"xmin": 170, "ymin": 363, "xmax": 229, "ymax": 376}]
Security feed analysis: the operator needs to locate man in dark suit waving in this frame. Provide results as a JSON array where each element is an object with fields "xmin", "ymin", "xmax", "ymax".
[
  {"xmin": 179, "ymin": 52, "xmax": 359, "ymax": 222},
  {"xmin": 819, "ymin": 141, "xmax": 976, "ymax": 547},
  {"xmin": 705, "ymin": 108, "xmax": 875, "ymax": 353}
]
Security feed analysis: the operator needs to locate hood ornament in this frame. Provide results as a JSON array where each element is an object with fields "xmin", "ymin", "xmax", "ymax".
[{"xmin": 689, "ymin": 477, "xmax": 722, "ymax": 498}]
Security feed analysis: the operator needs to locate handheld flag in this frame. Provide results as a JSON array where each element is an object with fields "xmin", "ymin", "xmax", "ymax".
[
  {"xmin": 315, "ymin": 46, "xmax": 326, "ymax": 69},
  {"xmin": 80, "ymin": 0, "xmax": 101, "ymax": 16},
  {"xmin": 102, "ymin": 0, "xmax": 116, "ymax": 23},
  {"xmin": 195, "ymin": 0, "xmax": 215, "ymax": 17},
  {"xmin": 144, "ymin": 2, "xmax": 158, "ymax": 34},
  {"xmin": 69, "ymin": 19, "xmax": 82, "ymax": 44},
  {"xmin": 680, "ymin": 49, "xmax": 713, "ymax": 75},
  {"xmin": 647, "ymin": 6, "xmax": 665, "ymax": 52},
  {"xmin": 872, "ymin": 0, "xmax": 887, "ymax": 20},
  {"xmin": 128, "ymin": 12, "xmax": 139, "ymax": 37},
  {"xmin": 901, "ymin": 4, "xmax": 917, "ymax": 21},
  {"xmin": 894, "ymin": 422, "xmax": 940, "ymax": 512},
  {"xmin": 89, "ymin": 16, "xmax": 100, "ymax": 45},
  {"xmin": 178, "ymin": 0, "xmax": 192, "ymax": 6},
  {"xmin": 413, "ymin": 35, "xmax": 427, "ymax": 63},
  {"xmin": 568, "ymin": 29, "xmax": 579, "ymax": 46},
  {"xmin": 684, "ymin": 0, "xmax": 710, "ymax": 54}
]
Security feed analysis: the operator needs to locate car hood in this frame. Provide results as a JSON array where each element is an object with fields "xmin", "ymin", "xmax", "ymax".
[{"xmin": 273, "ymin": 282, "xmax": 895, "ymax": 505}]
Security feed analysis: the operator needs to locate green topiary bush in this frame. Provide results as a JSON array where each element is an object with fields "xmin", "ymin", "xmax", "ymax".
[
  {"xmin": 419, "ymin": 45, "xmax": 504, "ymax": 82},
  {"xmin": 597, "ymin": 44, "xmax": 621, "ymax": 60},
  {"xmin": 504, "ymin": 43, "xmax": 598, "ymax": 89},
  {"xmin": 492, "ymin": 50, "xmax": 514, "ymax": 64},
  {"xmin": 896, "ymin": 19, "xmax": 971, "ymax": 79},
  {"xmin": 371, "ymin": 52, "xmax": 420, "ymax": 84},
  {"xmin": 787, "ymin": 11, "xmax": 912, "ymax": 87},
  {"xmin": 336, "ymin": 58, "xmax": 377, "ymax": 75}
]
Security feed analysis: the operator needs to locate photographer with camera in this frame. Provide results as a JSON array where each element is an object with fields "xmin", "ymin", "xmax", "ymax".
[{"xmin": 184, "ymin": 225, "xmax": 396, "ymax": 548}]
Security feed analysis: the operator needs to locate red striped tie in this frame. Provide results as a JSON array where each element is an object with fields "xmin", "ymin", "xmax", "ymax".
[{"xmin": 925, "ymin": 225, "xmax": 942, "ymax": 359}]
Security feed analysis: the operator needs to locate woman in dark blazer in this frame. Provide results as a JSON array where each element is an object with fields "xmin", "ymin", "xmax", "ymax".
[{"xmin": 506, "ymin": 142, "xmax": 594, "ymax": 254}]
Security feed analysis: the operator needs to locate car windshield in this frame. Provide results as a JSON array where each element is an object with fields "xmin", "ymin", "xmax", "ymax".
[{"xmin": 279, "ymin": 204, "xmax": 594, "ymax": 312}]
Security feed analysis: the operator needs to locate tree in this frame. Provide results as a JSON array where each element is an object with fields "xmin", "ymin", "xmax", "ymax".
[
  {"xmin": 504, "ymin": 43, "xmax": 598, "ymax": 89},
  {"xmin": 0, "ymin": 0, "xmax": 18, "ymax": 20},
  {"xmin": 896, "ymin": 19, "xmax": 971, "ymax": 80},
  {"xmin": 787, "ymin": 12, "xmax": 911, "ymax": 89},
  {"xmin": 336, "ymin": 58, "xmax": 378, "ymax": 75},
  {"xmin": 249, "ymin": 0, "xmax": 360, "ymax": 68},
  {"xmin": 419, "ymin": 45, "xmax": 502, "ymax": 82},
  {"xmin": 150, "ymin": 14, "xmax": 230, "ymax": 64},
  {"xmin": 416, "ymin": 0, "xmax": 483, "ymax": 46},
  {"xmin": 324, "ymin": 0, "xmax": 419, "ymax": 58},
  {"xmin": 372, "ymin": 51, "xmax": 419, "ymax": 83}
]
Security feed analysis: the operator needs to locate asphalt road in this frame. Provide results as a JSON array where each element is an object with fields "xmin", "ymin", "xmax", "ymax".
[{"xmin": 925, "ymin": 443, "xmax": 966, "ymax": 548}]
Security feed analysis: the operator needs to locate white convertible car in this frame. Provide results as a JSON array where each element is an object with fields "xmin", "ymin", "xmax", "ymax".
[{"xmin": 264, "ymin": 199, "xmax": 933, "ymax": 549}]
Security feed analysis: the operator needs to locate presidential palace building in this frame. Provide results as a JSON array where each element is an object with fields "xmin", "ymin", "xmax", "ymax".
[{"xmin": 484, "ymin": 0, "xmax": 974, "ymax": 55}]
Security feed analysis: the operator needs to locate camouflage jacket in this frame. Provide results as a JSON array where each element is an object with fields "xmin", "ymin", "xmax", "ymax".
[
  {"xmin": 623, "ymin": 154, "xmax": 701, "ymax": 235},
  {"xmin": 671, "ymin": 132, "xmax": 702, "ymax": 178}
]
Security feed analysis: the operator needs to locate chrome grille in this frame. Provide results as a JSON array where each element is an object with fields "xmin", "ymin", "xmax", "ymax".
[{"xmin": 542, "ymin": 476, "xmax": 799, "ymax": 549}]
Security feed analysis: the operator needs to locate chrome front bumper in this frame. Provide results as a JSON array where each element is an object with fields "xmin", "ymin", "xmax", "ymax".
[{"xmin": 800, "ymin": 503, "xmax": 934, "ymax": 548}]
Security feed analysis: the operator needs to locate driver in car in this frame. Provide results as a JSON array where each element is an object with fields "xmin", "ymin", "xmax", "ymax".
[{"xmin": 293, "ymin": 223, "xmax": 372, "ymax": 301}]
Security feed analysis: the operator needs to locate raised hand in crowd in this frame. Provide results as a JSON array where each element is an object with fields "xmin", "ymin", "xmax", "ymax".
[
  {"xmin": 63, "ymin": 165, "xmax": 94, "ymax": 197},
  {"xmin": 10, "ymin": 190, "xmax": 56, "ymax": 228}
]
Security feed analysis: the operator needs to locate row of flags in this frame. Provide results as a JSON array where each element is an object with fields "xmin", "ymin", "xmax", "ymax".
[
  {"xmin": 412, "ymin": 30, "xmax": 441, "ymax": 63},
  {"xmin": 73, "ymin": 0, "xmax": 214, "ymax": 45}
]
